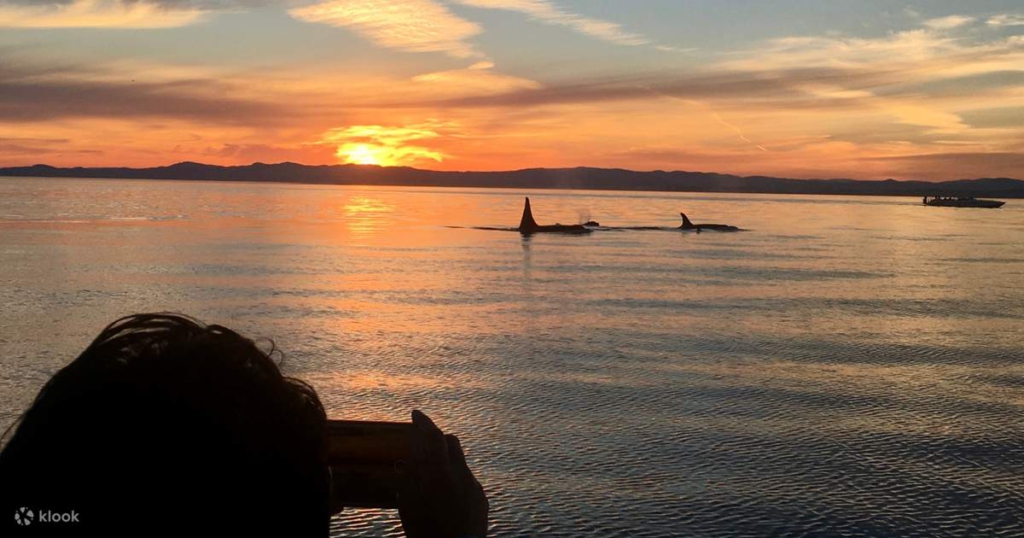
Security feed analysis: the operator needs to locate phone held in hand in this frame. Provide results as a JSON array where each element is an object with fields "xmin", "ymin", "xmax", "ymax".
[{"xmin": 327, "ymin": 420, "xmax": 414, "ymax": 509}]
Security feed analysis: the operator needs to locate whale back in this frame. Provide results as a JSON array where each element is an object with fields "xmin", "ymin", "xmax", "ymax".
[
  {"xmin": 519, "ymin": 197, "xmax": 539, "ymax": 230},
  {"xmin": 680, "ymin": 212, "xmax": 694, "ymax": 228}
]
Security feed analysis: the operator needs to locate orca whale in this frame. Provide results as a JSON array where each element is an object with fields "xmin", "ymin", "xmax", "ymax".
[
  {"xmin": 678, "ymin": 212, "xmax": 741, "ymax": 232},
  {"xmin": 518, "ymin": 197, "xmax": 590, "ymax": 235}
]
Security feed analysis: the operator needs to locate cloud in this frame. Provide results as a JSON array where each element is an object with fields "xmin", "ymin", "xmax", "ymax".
[
  {"xmin": 863, "ymin": 152, "xmax": 1024, "ymax": 179},
  {"xmin": 363, "ymin": 16, "xmax": 1022, "ymax": 148},
  {"xmin": 723, "ymin": 31, "xmax": 959, "ymax": 71},
  {"xmin": 601, "ymin": 145, "xmax": 774, "ymax": 169},
  {"xmin": 885, "ymin": 102, "xmax": 966, "ymax": 132},
  {"xmin": 0, "ymin": 0, "xmax": 268, "ymax": 9},
  {"xmin": 878, "ymin": 71, "xmax": 1024, "ymax": 99},
  {"xmin": 411, "ymin": 64, "xmax": 540, "ymax": 95},
  {"xmin": 0, "ymin": 61, "xmax": 288, "ymax": 124},
  {"xmin": 720, "ymin": 27, "xmax": 1024, "ymax": 84},
  {"xmin": 451, "ymin": 0, "xmax": 647, "ymax": 46},
  {"xmin": 201, "ymin": 142, "xmax": 338, "ymax": 163},
  {"xmin": 987, "ymin": 14, "xmax": 1024, "ymax": 27},
  {"xmin": 655, "ymin": 45, "xmax": 697, "ymax": 53},
  {"xmin": 412, "ymin": 68, "xmax": 889, "ymax": 110},
  {"xmin": 371, "ymin": 16, "xmax": 1024, "ymax": 164},
  {"xmin": 0, "ymin": 0, "xmax": 207, "ymax": 28},
  {"xmin": 922, "ymin": 15, "xmax": 974, "ymax": 30},
  {"xmin": 0, "ymin": 136, "xmax": 102, "ymax": 157},
  {"xmin": 960, "ymin": 106, "xmax": 1024, "ymax": 129},
  {"xmin": 289, "ymin": 0, "xmax": 481, "ymax": 58}
]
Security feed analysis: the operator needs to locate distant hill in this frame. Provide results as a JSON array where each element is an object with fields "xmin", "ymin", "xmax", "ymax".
[{"xmin": 2, "ymin": 162, "xmax": 1023, "ymax": 198}]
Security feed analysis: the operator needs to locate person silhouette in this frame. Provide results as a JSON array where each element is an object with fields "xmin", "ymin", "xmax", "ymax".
[{"xmin": 0, "ymin": 313, "xmax": 487, "ymax": 537}]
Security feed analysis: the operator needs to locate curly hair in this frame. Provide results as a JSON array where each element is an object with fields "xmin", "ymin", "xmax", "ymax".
[{"xmin": 0, "ymin": 314, "xmax": 330, "ymax": 537}]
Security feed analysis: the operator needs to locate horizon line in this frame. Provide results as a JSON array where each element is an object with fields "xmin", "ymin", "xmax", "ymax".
[{"xmin": 5, "ymin": 160, "xmax": 1022, "ymax": 184}]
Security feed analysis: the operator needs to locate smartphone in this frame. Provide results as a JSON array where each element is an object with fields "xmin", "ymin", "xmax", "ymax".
[{"xmin": 327, "ymin": 420, "xmax": 414, "ymax": 509}]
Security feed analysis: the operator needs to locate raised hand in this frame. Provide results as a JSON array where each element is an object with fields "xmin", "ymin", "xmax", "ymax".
[{"xmin": 398, "ymin": 410, "xmax": 489, "ymax": 538}]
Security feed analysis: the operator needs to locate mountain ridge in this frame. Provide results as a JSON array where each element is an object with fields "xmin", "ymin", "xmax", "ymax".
[{"xmin": 2, "ymin": 162, "xmax": 1022, "ymax": 198}]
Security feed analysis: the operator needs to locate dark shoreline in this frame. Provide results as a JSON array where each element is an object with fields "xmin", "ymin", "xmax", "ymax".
[{"xmin": 3, "ymin": 162, "xmax": 1022, "ymax": 198}]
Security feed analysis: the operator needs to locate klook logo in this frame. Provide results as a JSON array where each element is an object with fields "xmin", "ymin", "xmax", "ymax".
[
  {"xmin": 14, "ymin": 507, "xmax": 33, "ymax": 526},
  {"xmin": 13, "ymin": 507, "xmax": 78, "ymax": 526},
  {"xmin": 38, "ymin": 510, "xmax": 79, "ymax": 523}
]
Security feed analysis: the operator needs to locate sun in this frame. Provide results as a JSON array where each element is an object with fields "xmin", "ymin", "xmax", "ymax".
[
  {"xmin": 337, "ymin": 143, "xmax": 390, "ymax": 166},
  {"xmin": 324, "ymin": 125, "xmax": 448, "ymax": 167}
]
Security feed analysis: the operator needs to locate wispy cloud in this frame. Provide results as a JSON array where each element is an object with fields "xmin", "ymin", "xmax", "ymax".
[
  {"xmin": 451, "ymin": 0, "xmax": 648, "ymax": 46},
  {"xmin": 0, "ymin": 60, "xmax": 287, "ymax": 123},
  {"xmin": 722, "ymin": 31, "xmax": 959, "ymax": 71},
  {"xmin": 409, "ymin": 69, "xmax": 884, "ymax": 110},
  {"xmin": 0, "ymin": 0, "xmax": 206, "ymax": 28},
  {"xmin": 411, "ymin": 63, "xmax": 540, "ymax": 95},
  {"xmin": 0, "ymin": 136, "xmax": 101, "ymax": 158},
  {"xmin": 922, "ymin": 15, "xmax": 974, "ymax": 30},
  {"xmin": 987, "ymin": 14, "xmax": 1024, "ymax": 27},
  {"xmin": 289, "ymin": 0, "xmax": 482, "ymax": 58},
  {"xmin": 655, "ymin": 45, "xmax": 697, "ymax": 53},
  {"xmin": 721, "ymin": 23, "xmax": 1024, "ymax": 80}
]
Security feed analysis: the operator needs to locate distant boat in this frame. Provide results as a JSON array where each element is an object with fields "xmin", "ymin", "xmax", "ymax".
[{"xmin": 923, "ymin": 196, "xmax": 1005, "ymax": 208}]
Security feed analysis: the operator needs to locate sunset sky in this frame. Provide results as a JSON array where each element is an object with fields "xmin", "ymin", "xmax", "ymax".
[{"xmin": 1, "ymin": 0, "xmax": 1022, "ymax": 179}]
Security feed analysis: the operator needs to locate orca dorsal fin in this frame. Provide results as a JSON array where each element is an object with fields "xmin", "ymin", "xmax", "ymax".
[
  {"xmin": 680, "ymin": 212, "xmax": 694, "ymax": 228},
  {"xmin": 519, "ymin": 197, "xmax": 539, "ymax": 230}
]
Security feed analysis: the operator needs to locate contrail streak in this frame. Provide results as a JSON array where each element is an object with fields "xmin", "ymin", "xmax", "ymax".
[
  {"xmin": 637, "ymin": 84, "xmax": 769, "ymax": 152},
  {"xmin": 713, "ymin": 113, "xmax": 769, "ymax": 152}
]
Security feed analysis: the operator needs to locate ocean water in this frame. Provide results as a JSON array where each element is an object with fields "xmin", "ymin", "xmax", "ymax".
[{"xmin": 1, "ymin": 177, "xmax": 1022, "ymax": 537}]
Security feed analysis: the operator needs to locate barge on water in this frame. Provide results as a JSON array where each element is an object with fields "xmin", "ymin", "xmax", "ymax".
[{"xmin": 923, "ymin": 196, "xmax": 1005, "ymax": 208}]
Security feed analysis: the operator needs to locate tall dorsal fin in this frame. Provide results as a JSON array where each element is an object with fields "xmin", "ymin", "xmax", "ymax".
[
  {"xmin": 680, "ymin": 212, "xmax": 694, "ymax": 228},
  {"xmin": 519, "ymin": 197, "xmax": 538, "ymax": 230}
]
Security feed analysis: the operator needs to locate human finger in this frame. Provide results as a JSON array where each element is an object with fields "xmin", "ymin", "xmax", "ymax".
[
  {"xmin": 412, "ymin": 409, "xmax": 450, "ymax": 468},
  {"xmin": 445, "ymin": 433, "xmax": 468, "ymax": 469}
]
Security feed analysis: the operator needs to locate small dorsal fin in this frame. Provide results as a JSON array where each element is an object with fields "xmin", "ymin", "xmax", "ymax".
[
  {"xmin": 680, "ymin": 212, "xmax": 694, "ymax": 228},
  {"xmin": 519, "ymin": 197, "xmax": 539, "ymax": 230}
]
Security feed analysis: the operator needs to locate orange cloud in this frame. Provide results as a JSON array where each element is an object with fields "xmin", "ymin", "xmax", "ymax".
[
  {"xmin": 452, "ymin": 0, "xmax": 648, "ymax": 46},
  {"xmin": 0, "ymin": 0, "xmax": 206, "ymax": 28},
  {"xmin": 289, "ymin": 0, "xmax": 482, "ymax": 58},
  {"xmin": 410, "ymin": 65, "xmax": 541, "ymax": 96}
]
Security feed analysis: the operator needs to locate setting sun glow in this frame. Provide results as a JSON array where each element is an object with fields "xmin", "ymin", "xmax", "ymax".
[
  {"xmin": 337, "ymin": 143, "xmax": 388, "ymax": 166},
  {"xmin": 325, "ymin": 124, "xmax": 446, "ymax": 167}
]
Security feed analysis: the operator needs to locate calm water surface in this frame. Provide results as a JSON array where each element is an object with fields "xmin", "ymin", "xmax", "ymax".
[{"xmin": 1, "ymin": 177, "xmax": 1022, "ymax": 536}]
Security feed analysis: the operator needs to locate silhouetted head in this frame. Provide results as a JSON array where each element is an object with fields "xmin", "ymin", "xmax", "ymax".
[
  {"xmin": 519, "ymin": 197, "xmax": 539, "ymax": 231},
  {"xmin": 0, "ymin": 314, "xmax": 329, "ymax": 537}
]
